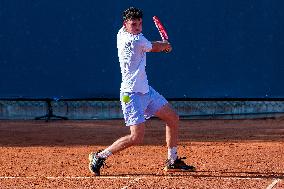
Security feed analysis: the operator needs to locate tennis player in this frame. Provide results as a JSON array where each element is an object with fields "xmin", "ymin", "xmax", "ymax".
[{"xmin": 89, "ymin": 7, "xmax": 195, "ymax": 176}]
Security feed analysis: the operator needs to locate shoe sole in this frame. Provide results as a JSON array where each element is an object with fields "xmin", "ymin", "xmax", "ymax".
[
  {"xmin": 89, "ymin": 153, "xmax": 94, "ymax": 162},
  {"xmin": 88, "ymin": 153, "xmax": 100, "ymax": 176}
]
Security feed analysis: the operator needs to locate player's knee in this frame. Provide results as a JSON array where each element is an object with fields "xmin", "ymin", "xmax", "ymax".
[
  {"xmin": 129, "ymin": 134, "xmax": 144, "ymax": 145},
  {"xmin": 129, "ymin": 123, "xmax": 145, "ymax": 145},
  {"xmin": 167, "ymin": 113, "xmax": 179, "ymax": 126},
  {"xmin": 174, "ymin": 113, "xmax": 180, "ymax": 122}
]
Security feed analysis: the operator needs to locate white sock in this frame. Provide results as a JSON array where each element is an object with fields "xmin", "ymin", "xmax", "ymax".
[
  {"xmin": 97, "ymin": 149, "xmax": 112, "ymax": 159},
  {"xmin": 168, "ymin": 147, "xmax": 178, "ymax": 164}
]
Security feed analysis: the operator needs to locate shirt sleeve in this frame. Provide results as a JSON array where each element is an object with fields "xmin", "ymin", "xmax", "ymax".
[{"xmin": 135, "ymin": 35, "xmax": 152, "ymax": 52}]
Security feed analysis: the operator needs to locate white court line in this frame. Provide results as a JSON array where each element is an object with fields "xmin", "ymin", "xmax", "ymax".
[{"xmin": 266, "ymin": 179, "xmax": 281, "ymax": 189}]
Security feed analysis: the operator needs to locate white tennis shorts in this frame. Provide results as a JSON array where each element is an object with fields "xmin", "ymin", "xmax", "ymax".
[{"xmin": 120, "ymin": 86, "xmax": 168, "ymax": 126}]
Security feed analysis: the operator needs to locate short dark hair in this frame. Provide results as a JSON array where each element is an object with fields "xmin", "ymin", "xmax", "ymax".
[{"xmin": 123, "ymin": 7, "xmax": 143, "ymax": 21}]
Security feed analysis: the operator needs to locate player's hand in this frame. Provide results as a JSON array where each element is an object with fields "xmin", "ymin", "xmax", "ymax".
[{"xmin": 164, "ymin": 41, "xmax": 172, "ymax": 53}]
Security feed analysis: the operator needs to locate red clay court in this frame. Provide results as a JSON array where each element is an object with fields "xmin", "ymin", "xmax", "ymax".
[{"xmin": 0, "ymin": 119, "xmax": 283, "ymax": 188}]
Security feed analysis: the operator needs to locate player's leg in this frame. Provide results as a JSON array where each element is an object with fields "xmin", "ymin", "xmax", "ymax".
[
  {"xmin": 154, "ymin": 103, "xmax": 179, "ymax": 149},
  {"xmin": 145, "ymin": 86, "xmax": 195, "ymax": 172},
  {"xmin": 89, "ymin": 123, "xmax": 145, "ymax": 175},
  {"xmin": 103, "ymin": 123, "xmax": 145, "ymax": 154},
  {"xmin": 144, "ymin": 87, "xmax": 179, "ymax": 161},
  {"xmin": 144, "ymin": 86, "xmax": 179, "ymax": 150},
  {"xmin": 155, "ymin": 103, "xmax": 195, "ymax": 172},
  {"xmin": 89, "ymin": 92, "xmax": 147, "ymax": 175}
]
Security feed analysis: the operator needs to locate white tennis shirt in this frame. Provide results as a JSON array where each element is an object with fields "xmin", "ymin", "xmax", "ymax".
[{"xmin": 117, "ymin": 27, "xmax": 153, "ymax": 94}]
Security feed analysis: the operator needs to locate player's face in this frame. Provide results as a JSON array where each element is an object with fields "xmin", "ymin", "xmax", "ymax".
[{"xmin": 124, "ymin": 18, "xmax": 142, "ymax": 35}]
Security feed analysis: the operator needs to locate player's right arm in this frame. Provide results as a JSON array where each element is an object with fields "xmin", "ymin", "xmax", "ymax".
[
  {"xmin": 136, "ymin": 34, "xmax": 172, "ymax": 53},
  {"xmin": 150, "ymin": 41, "xmax": 172, "ymax": 52}
]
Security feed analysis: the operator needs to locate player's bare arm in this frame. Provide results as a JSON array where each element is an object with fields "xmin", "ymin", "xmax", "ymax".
[{"xmin": 150, "ymin": 41, "xmax": 172, "ymax": 52}]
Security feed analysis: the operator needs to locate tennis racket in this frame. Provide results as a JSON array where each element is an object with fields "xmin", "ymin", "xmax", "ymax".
[
  {"xmin": 153, "ymin": 16, "xmax": 169, "ymax": 42},
  {"xmin": 153, "ymin": 16, "xmax": 171, "ymax": 52}
]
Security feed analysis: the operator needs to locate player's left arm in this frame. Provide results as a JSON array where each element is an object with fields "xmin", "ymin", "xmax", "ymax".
[{"xmin": 150, "ymin": 41, "xmax": 172, "ymax": 52}]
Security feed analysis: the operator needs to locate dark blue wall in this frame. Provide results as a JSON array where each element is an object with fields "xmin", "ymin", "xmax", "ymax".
[{"xmin": 1, "ymin": 0, "xmax": 283, "ymax": 99}]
